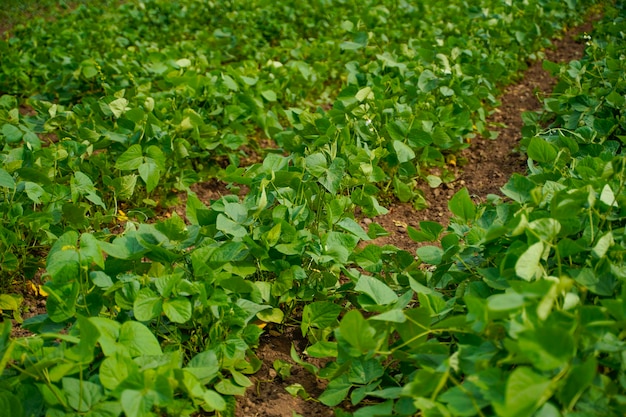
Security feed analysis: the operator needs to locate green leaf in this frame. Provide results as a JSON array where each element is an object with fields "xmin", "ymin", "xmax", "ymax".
[
  {"xmin": 0, "ymin": 169, "xmax": 15, "ymax": 189},
  {"xmin": 0, "ymin": 294, "xmax": 21, "ymax": 311},
  {"xmin": 502, "ymin": 174, "xmax": 535, "ymax": 204},
  {"xmin": 62, "ymin": 377, "xmax": 104, "ymax": 413},
  {"xmin": 186, "ymin": 350, "xmax": 220, "ymax": 384},
  {"xmin": 162, "ymin": 297, "xmax": 192, "ymax": 323},
  {"xmin": 418, "ymin": 69, "xmax": 438, "ymax": 92},
  {"xmin": 417, "ymin": 246, "xmax": 443, "ymax": 265},
  {"xmin": 108, "ymin": 97, "xmax": 129, "ymax": 118},
  {"xmin": 557, "ymin": 356, "xmax": 596, "ymax": 408},
  {"xmin": 216, "ymin": 214, "xmax": 247, "ymax": 238},
  {"xmin": 138, "ymin": 161, "xmax": 160, "ymax": 193},
  {"xmin": 448, "ymin": 188, "xmax": 476, "ymax": 223},
  {"xmin": 80, "ymin": 233, "xmax": 105, "ymax": 269},
  {"xmin": 354, "ymin": 275, "xmax": 398, "ymax": 305},
  {"xmin": 592, "ymin": 232, "xmax": 613, "ymax": 259},
  {"xmin": 115, "ymin": 145, "xmax": 143, "ymax": 170},
  {"xmin": 392, "ymin": 140, "xmax": 415, "ymax": 163},
  {"xmin": 121, "ymin": 389, "xmax": 153, "ymax": 417},
  {"xmin": 0, "ymin": 392, "xmax": 23, "ymax": 417},
  {"xmin": 261, "ymin": 90, "xmax": 277, "ymax": 101},
  {"xmin": 203, "ymin": 389, "xmax": 226, "ymax": 411},
  {"xmin": 320, "ymin": 157, "xmax": 346, "ymax": 194},
  {"xmin": 494, "ymin": 367, "xmax": 551, "ymax": 417},
  {"xmin": 301, "ymin": 301, "xmax": 343, "ymax": 337},
  {"xmin": 1, "ymin": 124, "xmax": 23, "ymax": 142},
  {"xmin": 45, "ymin": 281, "xmax": 79, "ymax": 322},
  {"xmin": 319, "ymin": 376, "xmax": 352, "ymax": 406},
  {"xmin": 487, "ymin": 292, "xmax": 525, "ymax": 313},
  {"xmin": 527, "ymin": 137, "xmax": 557, "ymax": 163},
  {"xmin": 339, "ymin": 310, "xmax": 378, "ymax": 353},
  {"xmin": 133, "ymin": 288, "xmax": 162, "ymax": 322},
  {"xmin": 24, "ymin": 181, "xmax": 48, "ymax": 204},
  {"xmin": 518, "ymin": 326, "xmax": 575, "ymax": 371},
  {"xmin": 407, "ymin": 221, "xmax": 444, "ymax": 242},
  {"xmin": 256, "ymin": 308, "xmax": 284, "ymax": 323},
  {"xmin": 515, "ymin": 242, "xmax": 544, "ymax": 281},
  {"xmin": 337, "ymin": 217, "xmax": 370, "ymax": 241},
  {"xmin": 118, "ymin": 321, "xmax": 162, "ymax": 357}
]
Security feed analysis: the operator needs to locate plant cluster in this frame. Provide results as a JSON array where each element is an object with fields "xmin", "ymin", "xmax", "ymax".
[{"xmin": 1, "ymin": 0, "xmax": 623, "ymax": 416}]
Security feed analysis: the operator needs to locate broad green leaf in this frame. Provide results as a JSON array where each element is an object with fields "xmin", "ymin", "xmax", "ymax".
[
  {"xmin": 45, "ymin": 281, "xmax": 79, "ymax": 322},
  {"xmin": 494, "ymin": 367, "xmax": 550, "ymax": 417},
  {"xmin": 408, "ymin": 221, "xmax": 444, "ymax": 242},
  {"xmin": 319, "ymin": 375, "xmax": 352, "ymax": 406},
  {"xmin": 339, "ymin": 310, "xmax": 377, "ymax": 353},
  {"xmin": 515, "ymin": 242, "xmax": 544, "ymax": 280},
  {"xmin": 0, "ymin": 294, "xmax": 21, "ymax": 311},
  {"xmin": 417, "ymin": 246, "xmax": 443, "ymax": 265},
  {"xmin": 592, "ymin": 232, "xmax": 613, "ymax": 259},
  {"xmin": 448, "ymin": 188, "xmax": 475, "ymax": 223},
  {"xmin": 24, "ymin": 181, "xmax": 48, "ymax": 204},
  {"xmin": 203, "ymin": 389, "xmax": 226, "ymax": 411},
  {"xmin": 1, "ymin": 124, "xmax": 22, "ymax": 142},
  {"xmin": 256, "ymin": 308, "xmax": 284, "ymax": 323},
  {"xmin": 118, "ymin": 321, "xmax": 162, "ymax": 357},
  {"xmin": 518, "ymin": 326, "xmax": 575, "ymax": 371},
  {"xmin": 162, "ymin": 297, "xmax": 192, "ymax": 323},
  {"xmin": 138, "ymin": 161, "xmax": 160, "ymax": 193},
  {"xmin": 133, "ymin": 288, "xmax": 163, "ymax": 322},
  {"xmin": 557, "ymin": 356, "xmax": 596, "ymax": 408},
  {"xmin": 66, "ymin": 315, "xmax": 101, "ymax": 363},
  {"xmin": 320, "ymin": 158, "xmax": 346, "ymax": 194},
  {"xmin": 121, "ymin": 389, "xmax": 153, "ymax": 417},
  {"xmin": 440, "ymin": 385, "xmax": 488, "ymax": 417},
  {"xmin": 418, "ymin": 69, "xmax": 438, "ymax": 92},
  {"xmin": 62, "ymin": 377, "xmax": 104, "ymax": 413},
  {"xmin": 527, "ymin": 136, "xmax": 557, "ymax": 163},
  {"xmin": 115, "ymin": 145, "xmax": 143, "ymax": 170},
  {"xmin": 599, "ymin": 184, "xmax": 618, "ymax": 207},
  {"xmin": 0, "ymin": 392, "xmax": 23, "ymax": 417},
  {"xmin": 216, "ymin": 214, "xmax": 247, "ymax": 238},
  {"xmin": 108, "ymin": 98, "xmax": 129, "ymax": 118},
  {"xmin": 186, "ymin": 350, "xmax": 220, "ymax": 384},
  {"xmin": 501, "ymin": 174, "xmax": 535, "ymax": 204},
  {"xmin": 354, "ymin": 275, "xmax": 398, "ymax": 305},
  {"xmin": 487, "ymin": 292, "xmax": 525, "ymax": 312},
  {"xmin": 261, "ymin": 90, "xmax": 277, "ymax": 101},
  {"xmin": 337, "ymin": 217, "xmax": 370, "ymax": 241},
  {"xmin": 79, "ymin": 233, "xmax": 105, "ymax": 269},
  {"xmin": 0, "ymin": 168, "xmax": 15, "ymax": 189},
  {"xmin": 392, "ymin": 140, "xmax": 415, "ymax": 163},
  {"xmin": 301, "ymin": 301, "xmax": 343, "ymax": 336},
  {"xmin": 306, "ymin": 341, "xmax": 338, "ymax": 358}
]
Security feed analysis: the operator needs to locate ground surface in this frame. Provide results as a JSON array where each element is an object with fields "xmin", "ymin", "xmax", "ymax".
[{"xmin": 1, "ymin": 10, "xmax": 594, "ymax": 417}]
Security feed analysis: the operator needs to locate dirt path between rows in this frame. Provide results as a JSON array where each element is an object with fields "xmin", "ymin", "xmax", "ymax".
[{"xmin": 234, "ymin": 17, "xmax": 597, "ymax": 417}]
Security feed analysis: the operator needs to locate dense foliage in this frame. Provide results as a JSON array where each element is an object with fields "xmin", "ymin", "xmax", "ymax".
[{"xmin": 1, "ymin": 0, "xmax": 624, "ymax": 416}]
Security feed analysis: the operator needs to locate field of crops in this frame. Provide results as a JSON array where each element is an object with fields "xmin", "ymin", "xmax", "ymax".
[{"xmin": 1, "ymin": 0, "xmax": 626, "ymax": 416}]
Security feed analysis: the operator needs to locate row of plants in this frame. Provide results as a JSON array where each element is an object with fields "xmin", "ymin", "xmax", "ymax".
[
  {"xmin": 309, "ymin": 3, "xmax": 626, "ymax": 416},
  {"xmin": 0, "ymin": 0, "xmax": 595, "ymax": 282},
  {"xmin": 1, "ymin": 0, "xmax": 623, "ymax": 416}
]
